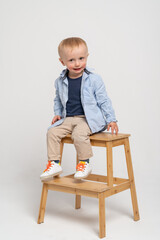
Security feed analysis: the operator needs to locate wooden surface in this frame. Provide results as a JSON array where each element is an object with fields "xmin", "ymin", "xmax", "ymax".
[
  {"xmin": 43, "ymin": 176, "xmax": 111, "ymax": 193},
  {"xmin": 63, "ymin": 132, "xmax": 130, "ymax": 142}
]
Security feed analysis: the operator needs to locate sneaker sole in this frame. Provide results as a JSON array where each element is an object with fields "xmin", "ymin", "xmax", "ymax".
[
  {"xmin": 40, "ymin": 170, "xmax": 63, "ymax": 181},
  {"xmin": 74, "ymin": 169, "xmax": 92, "ymax": 179}
]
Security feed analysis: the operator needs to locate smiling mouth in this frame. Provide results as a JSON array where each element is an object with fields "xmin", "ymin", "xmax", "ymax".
[{"xmin": 74, "ymin": 68, "xmax": 81, "ymax": 71}]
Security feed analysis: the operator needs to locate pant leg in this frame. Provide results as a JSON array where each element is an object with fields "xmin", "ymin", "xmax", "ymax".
[
  {"xmin": 47, "ymin": 118, "xmax": 72, "ymax": 160},
  {"xmin": 71, "ymin": 116, "xmax": 93, "ymax": 160}
]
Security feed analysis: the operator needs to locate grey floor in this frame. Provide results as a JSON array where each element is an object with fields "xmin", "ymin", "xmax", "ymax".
[{"xmin": 1, "ymin": 172, "xmax": 159, "ymax": 240}]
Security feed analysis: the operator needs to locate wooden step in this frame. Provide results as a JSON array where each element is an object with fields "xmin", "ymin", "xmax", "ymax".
[{"xmin": 42, "ymin": 176, "xmax": 111, "ymax": 193}]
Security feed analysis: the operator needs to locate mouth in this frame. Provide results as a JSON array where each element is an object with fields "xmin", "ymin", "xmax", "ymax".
[{"xmin": 73, "ymin": 68, "xmax": 82, "ymax": 71}]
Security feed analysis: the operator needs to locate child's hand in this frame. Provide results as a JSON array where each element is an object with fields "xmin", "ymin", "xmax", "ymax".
[
  {"xmin": 51, "ymin": 115, "xmax": 61, "ymax": 125},
  {"xmin": 107, "ymin": 122, "xmax": 119, "ymax": 135}
]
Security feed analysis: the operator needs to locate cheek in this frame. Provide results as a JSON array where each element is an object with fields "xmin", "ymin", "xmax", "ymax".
[
  {"xmin": 82, "ymin": 62, "xmax": 87, "ymax": 68},
  {"xmin": 66, "ymin": 63, "xmax": 73, "ymax": 69}
]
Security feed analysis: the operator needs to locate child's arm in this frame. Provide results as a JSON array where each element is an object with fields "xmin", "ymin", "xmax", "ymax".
[
  {"xmin": 53, "ymin": 78, "xmax": 63, "ymax": 118},
  {"xmin": 94, "ymin": 75, "xmax": 118, "ymax": 134},
  {"xmin": 51, "ymin": 115, "xmax": 61, "ymax": 124}
]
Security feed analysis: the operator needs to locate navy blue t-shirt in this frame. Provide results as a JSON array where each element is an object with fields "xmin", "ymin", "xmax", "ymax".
[{"xmin": 66, "ymin": 75, "xmax": 84, "ymax": 116}]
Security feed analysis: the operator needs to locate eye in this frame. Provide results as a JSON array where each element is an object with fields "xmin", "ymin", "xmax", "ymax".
[
  {"xmin": 69, "ymin": 59, "xmax": 74, "ymax": 62},
  {"xmin": 79, "ymin": 57, "xmax": 84, "ymax": 60}
]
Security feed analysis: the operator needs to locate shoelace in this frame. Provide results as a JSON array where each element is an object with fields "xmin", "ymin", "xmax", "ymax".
[
  {"xmin": 76, "ymin": 161, "xmax": 87, "ymax": 172},
  {"xmin": 43, "ymin": 161, "xmax": 53, "ymax": 172}
]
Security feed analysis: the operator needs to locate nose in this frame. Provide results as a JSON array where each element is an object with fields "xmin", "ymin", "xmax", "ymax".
[{"xmin": 75, "ymin": 60, "xmax": 80, "ymax": 66}]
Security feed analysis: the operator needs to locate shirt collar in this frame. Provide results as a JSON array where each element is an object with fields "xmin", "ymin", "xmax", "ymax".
[{"xmin": 60, "ymin": 66, "xmax": 94, "ymax": 80}]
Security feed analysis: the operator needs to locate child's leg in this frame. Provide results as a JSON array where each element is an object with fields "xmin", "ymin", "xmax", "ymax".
[
  {"xmin": 71, "ymin": 116, "xmax": 93, "ymax": 160},
  {"xmin": 40, "ymin": 118, "xmax": 73, "ymax": 180},
  {"xmin": 71, "ymin": 116, "xmax": 93, "ymax": 179},
  {"xmin": 47, "ymin": 118, "xmax": 72, "ymax": 161}
]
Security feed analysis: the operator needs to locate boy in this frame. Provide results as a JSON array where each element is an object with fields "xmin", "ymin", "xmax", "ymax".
[{"xmin": 40, "ymin": 37, "xmax": 118, "ymax": 181}]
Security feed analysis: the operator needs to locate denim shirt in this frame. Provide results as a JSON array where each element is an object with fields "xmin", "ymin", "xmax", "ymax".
[{"xmin": 48, "ymin": 67, "xmax": 117, "ymax": 133}]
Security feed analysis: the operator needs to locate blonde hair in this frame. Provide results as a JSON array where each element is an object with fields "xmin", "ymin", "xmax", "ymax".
[{"xmin": 58, "ymin": 37, "xmax": 88, "ymax": 58}]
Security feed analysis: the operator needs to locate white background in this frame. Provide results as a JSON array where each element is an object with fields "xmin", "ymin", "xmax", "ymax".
[{"xmin": 0, "ymin": 0, "xmax": 160, "ymax": 239}]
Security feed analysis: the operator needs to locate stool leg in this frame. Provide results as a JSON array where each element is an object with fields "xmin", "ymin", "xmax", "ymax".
[
  {"xmin": 106, "ymin": 142, "xmax": 113, "ymax": 187},
  {"xmin": 75, "ymin": 154, "xmax": 81, "ymax": 209},
  {"xmin": 59, "ymin": 141, "xmax": 64, "ymax": 165},
  {"xmin": 124, "ymin": 138, "xmax": 140, "ymax": 221},
  {"xmin": 75, "ymin": 195, "xmax": 81, "ymax": 209},
  {"xmin": 37, "ymin": 183, "xmax": 48, "ymax": 224},
  {"xmin": 99, "ymin": 193, "xmax": 106, "ymax": 238}
]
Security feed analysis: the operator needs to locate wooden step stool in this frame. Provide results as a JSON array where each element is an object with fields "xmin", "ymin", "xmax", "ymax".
[{"xmin": 37, "ymin": 132, "xmax": 140, "ymax": 238}]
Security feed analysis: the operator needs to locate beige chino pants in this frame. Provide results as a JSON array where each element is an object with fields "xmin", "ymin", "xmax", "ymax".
[{"xmin": 47, "ymin": 116, "xmax": 93, "ymax": 161}]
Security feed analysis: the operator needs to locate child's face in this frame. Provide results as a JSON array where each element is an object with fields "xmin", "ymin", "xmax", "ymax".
[{"xmin": 59, "ymin": 44, "xmax": 89, "ymax": 78}]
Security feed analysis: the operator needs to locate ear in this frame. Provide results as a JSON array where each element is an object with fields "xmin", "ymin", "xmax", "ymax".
[{"xmin": 59, "ymin": 58, "xmax": 65, "ymax": 66}]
